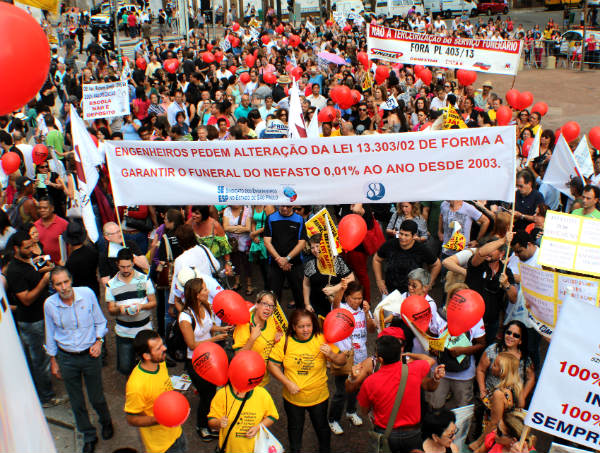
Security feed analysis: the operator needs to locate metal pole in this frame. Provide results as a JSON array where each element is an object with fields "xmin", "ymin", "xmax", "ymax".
[
  {"xmin": 112, "ymin": 0, "xmax": 122, "ymax": 69},
  {"xmin": 580, "ymin": 0, "xmax": 588, "ymax": 71}
]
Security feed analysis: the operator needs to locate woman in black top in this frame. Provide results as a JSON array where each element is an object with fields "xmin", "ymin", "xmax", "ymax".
[
  {"xmin": 34, "ymin": 160, "xmax": 67, "ymax": 218},
  {"xmin": 422, "ymin": 409, "xmax": 459, "ymax": 453}
]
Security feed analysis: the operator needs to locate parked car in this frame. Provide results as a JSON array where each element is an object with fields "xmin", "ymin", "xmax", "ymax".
[{"xmin": 474, "ymin": 0, "xmax": 508, "ymax": 15}]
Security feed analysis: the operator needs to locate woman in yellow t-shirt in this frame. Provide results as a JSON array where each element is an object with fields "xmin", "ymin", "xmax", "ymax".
[
  {"xmin": 232, "ymin": 291, "xmax": 283, "ymax": 386},
  {"xmin": 268, "ymin": 309, "xmax": 347, "ymax": 453}
]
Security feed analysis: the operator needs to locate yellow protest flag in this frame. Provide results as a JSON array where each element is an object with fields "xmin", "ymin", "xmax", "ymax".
[
  {"xmin": 17, "ymin": 0, "xmax": 58, "ymax": 13},
  {"xmin": 443, "ymin": 105, "xmax": 468, "ymax": 130},
  {"xmin": 362, "ymin": 71, "xmax": 373, "ymax": 91},
  {"xmin": 306, "ymin": 209, "xmax": 341, "ymax": 277}
]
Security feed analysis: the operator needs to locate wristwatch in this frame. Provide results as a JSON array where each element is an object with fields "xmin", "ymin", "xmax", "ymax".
[
  {"xmin": 96, "ymin": 337, "xmax": 104, "ymax": 344},
  {"xmin": 285, "ymin": 256, "xmax": 291, "ymax": 262}
]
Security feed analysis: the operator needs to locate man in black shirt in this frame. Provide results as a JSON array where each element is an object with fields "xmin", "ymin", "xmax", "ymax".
[
  {"xmin": 5, "ymin": 230, "xmax": 63, "ymax": 407},
  {"xmin": 514, "ymin": 169, "xmax": 545, "ymax": 231},
  {"xmin": 264, "ymin": 206, "xmax": 307, "ymax": 309},
  {"xmin": 373, "ymin": 220, "xmax": 441, "ymax": 295},
  {"xmin": 465, "ymin": 234, "xmax": 517, "ymax": 345},
  {"xmin": 64, "ymin": 222, "xmax": 100, "ymax": 297}
]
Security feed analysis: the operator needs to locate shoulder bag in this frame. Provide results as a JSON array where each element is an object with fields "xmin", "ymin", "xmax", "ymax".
[
  {"xmin": 368, "ymin": 363, "xmax": 408, "ymax": 453},
  {"xmin": 156, "ymin": 234, "xmax": 174, "ymax": 289},
  {"xmin": 215, "ymin": 391, "xmax": 249, "ymax": 453},
  {"xmin": 227, "ymin": 209, "xmax": 244, "ymax": 252}
]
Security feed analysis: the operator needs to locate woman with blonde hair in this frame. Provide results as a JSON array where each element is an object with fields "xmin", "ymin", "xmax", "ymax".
[
  {"xmin": 491, "ymin": 410, "xmax": 537, "ymax": 452},
  {"xmin": 470, "ymin": 352, "xmax": 523, "ymax": 452}
]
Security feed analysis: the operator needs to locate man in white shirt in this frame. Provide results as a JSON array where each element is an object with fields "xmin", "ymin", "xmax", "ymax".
[
  {"xmin": 306, "ymin": 83, "xmax": 327, "ymax": 111},
  {"xmin": 215, "ymin": 61, "xmax": 232, "ymax": 81}
]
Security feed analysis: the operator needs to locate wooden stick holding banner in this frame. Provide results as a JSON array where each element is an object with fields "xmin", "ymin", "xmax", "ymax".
[
  {"xmin": 113, "ymin": 205, "xmax": 126, "ymax": 247},
  {"xmin": 502, "ymin": 141, "xmax": 519, "ymax": 275}
]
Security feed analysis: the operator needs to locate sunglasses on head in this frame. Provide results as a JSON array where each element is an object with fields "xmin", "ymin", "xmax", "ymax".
[{"xmin": 505, "ymin": 330, "xmax": 521, "ymax": 339}]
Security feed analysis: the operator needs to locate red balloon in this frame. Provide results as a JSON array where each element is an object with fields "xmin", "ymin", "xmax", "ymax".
[
  {"xmin": 285, "ymin": 63, "xmax": 294, "ymax": 74},
  {"xmin": 357, "ymin": 51, "xmax": 369, "ymax": 69},
  {"xmin": 228, "ymin": 350, "xmax": 266, "ymax": 393},
  {"xmin": 206, "ymin": 43, "xmax": 214, "ymax": 51},
  {"xmin": 32, "ymin": 144, "xmax": 48, "ymax": 165},
  {"xmin": 317, "ymin": 106, "xmax": 338, "ymax": 123},
  {"xmin": 214, "ymin": 50, "xmax": 224, "ymax": 63},
  {"xmin": 227, "ymin": 34, "xmax": 236, "ymax": 43},
  {"xmin": 350, "ymin": 89, "xmax": 362, "ymax": 105},
  {"xmin": 323, "ymin": 308, "xmax": 355, "ymax": 343},
  {"xmin": 275, "ymin": 24, "xmax": 284, "ymax": 34},
  {"xmin": 244, "ymin": 54, "xmax": 256, "ymax": 68},
  {"xmin": 505, "ymin": 89, "xmax": 520, "ymax": 109},
  {"xmin": 213, "ymin": 290, "xmax": 251, "ymax": 325},
  {"xmin": 240, "ymin": 72, "xmax": 250, "ymax": 84},
  {"xmin": 418, "ymin": 68, "xmax": 432, "ymax": 85},
  {"xmin": 456, "ymin": 69, "xmax": 477, "ymax": 87},
  {"xmin": 446, "ymin": 289, "xmax": 485, "ymax": 337},
  {"xmin": 229, "ymin": 65, "xmax": 237, "ymax": 74},
  {"xmin": 231, "ymin": 37, "xmax": 241, "ymax": 48},
  {"xmin": 401, "ymin": 295, "xmax": 432, "ymax": 332},
  {"xmin": 232, "ymin": 21, "xmax": 240, "ymax": 31},
  {"xmin": 164, "ymin": 58, "xmax": 180, "ymax": 74},
  {"xmin": 343, "ymin": 24, "xmax": 351, "ymax": 32},
  {"xmin": 202, "ymin": 51, "xmax": 215, "ymax": 64},
  {"xmin": 589, "ymin": 126, "xmax": 600, "ymax": 150},
  {"xmin": 263, "ymin": 71, "xmax": 277, "ymax": 84},
  {"xmin": 562, "ymin": 121, "xmax": 580, "ymax": 143},
  {"xmin": 375, "ymin": 66, "xmax": 390, "ymax": 85},
  {"xmin": 153, "ymin": 391, "xmax": 190, "ymax": 427},
  {"xmin": 291, "ymin": 66, "xmax": 303, "ymax": 81},
  {"xmin": 1, "ymin": 152, "xmax": 20, "ymax": 174},
  {"xmin": 413, "ymin": 64, "xmax": 425, "ymax": 76},
  {"xmin": 336, "ymin": 85, "xmax": 351, "ymax": 105},
  {"xmin": 531, "ymin": 102, "xmax": 548, "ymax": 117},
  {"xmin": 517, "ymin": 91, "xmax": 533, "ymax": 111},
  {"xmin": 289, "ymin": 34, "xmax": 301, "ymax": 48},
  {"xmin": 0, "ymin": 3, "xmax": 51, "ymax": 115},
  {"xmin": 495, "ymin": 105, "xmax": 513, "ymax": 126},
  {"xmin": 136, "ymin": 57, "xmax": 147, "ymax": 70},
  {"xmin": 326, "ymin": 19, "xmax": 334, "ymax": 27},
  {"xmin": 522, "ymin": 137, "xmax": 534, "ymax": 158},
  {"xmin": 305, "ymin": 85, "xmax": 312, "ymax": 96},
  {"xmin": 338, "ymin": 214, "xmax": 367, "ymax": 251},
  {"xmin": 192, "ymin": 341, "xmax": 229, "ymax": 386},
  {"xmin": 261, "ymin": 35, "xmax": 271, "ymax": 45},
  {"xmin": 253, "ymin": 49, "xmax": 259, "ymax": 57}
]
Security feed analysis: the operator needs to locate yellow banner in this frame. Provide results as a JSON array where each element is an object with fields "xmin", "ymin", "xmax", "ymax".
[
  {"xmin": 17, "ymin": 0, "xmax": 58, "ymax": 13},
  {"xmin": 443, "ymin": 105, "xmax": 468, "ymax": 129},
  {"xmin": 272, "ymin": 302, "xmax": 288, "ymax": 332},
  {"xmin": 305, "ymin": 208, "xmax": 342, "ymax": 277},
  {"xmin": 362, "ymin": 71, "xmax": 373, "ymax": 91}
]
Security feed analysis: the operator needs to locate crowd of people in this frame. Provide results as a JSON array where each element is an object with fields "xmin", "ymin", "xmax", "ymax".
[{"xmin": 2, "ymin": 3, "xmax": 600, "ymax": 453}]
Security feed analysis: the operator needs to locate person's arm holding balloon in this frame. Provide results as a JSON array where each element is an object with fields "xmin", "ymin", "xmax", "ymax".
[{"xmin": 320, "ymin": 343, "xmax": 346, "ymax": 366}]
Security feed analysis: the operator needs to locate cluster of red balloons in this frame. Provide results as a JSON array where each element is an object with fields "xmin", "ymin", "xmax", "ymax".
[
  {"xmin": 505, "ymin": 89, "xmax": 533, "ymax": 111},
  {"xmin": 275, "ymin": 24, "xmax": 284, "ymax": 34},
  {"xmin": 337, "ymin": 214, "xmax": 367, "ymax": 251},
  {"xmin": 446, "ymin": 289, "xmax": 485, "ymax": 336},
  {"xmin": 0, "ymin": 3, "xmax": 50, "ymax": 116},
  {"xmin": 153, "ymin": 391, "xmax": 190, "ymax": 427},
  {"xmin": 317, "ymin": 106, "xmax": 339, "ymax": 123},
  {"xmin": 330, "ymin": 85, "xmax": 361, "ymax": 109},
  {"xmin": 323, "ymin": 308, "xmax": 355, "ymax": 343},
  {"xmin": 326, "ymin": 19, "xmax": 335, "ymax": 27},
  {"xmin": 343, "ymin": 24, "xmax": 352, "ymax": 32},
  {"xmin": 263, "ymin": 71, "xmax": 277, "ymax": 85},
  {"xmin": 401, "ymin": 295, "xmax": 432, "ymax": 332},
  {"xmin": 456, "ymin": 69, "xmax": 477, "ymax": 87},
  {"xmin": 413, "ymin": 65, "xmax": 432, "ymax": 85},
  {"xmin": 227, "ymin": 34, "xmax": 241, "ymax": 47}
]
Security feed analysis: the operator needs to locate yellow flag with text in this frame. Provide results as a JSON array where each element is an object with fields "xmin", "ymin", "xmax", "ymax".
[
  {"xmin": 305, "ymin": 209, "xmax": 342, "ymax": 276},
  {"xmin": 17, "ymin": 0, "xmax": 58, "ymax": 13},
  {"xmin": 443, "ymin": 105, "xmax": 468, "ymax": 129}
]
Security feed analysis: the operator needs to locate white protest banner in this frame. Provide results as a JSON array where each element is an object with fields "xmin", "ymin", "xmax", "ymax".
[
  {"xmin": 0, "ymin": 287, "xmax": 57, "ymax": 453},
  {"xmin": 539, "ymin": 210, "xmax": 600, "ymax": 276},
  {"xmin": 549, "ymin": 442, "xmax": 592, "ymax": 453},
  {"xmin": 519, "ymin": 263, "xmax": 600, "ymax": 337},
  {"xmin": 543, "ymin": 134, "xmax": 585, "ymax": 199},
  {"xmin": 573, "ymin": 136, "xmax": 594, "ymax": 178},
  {"xmin": 367, "ymin": 24, "xmax": 523, "ymax": 76},
  {"xmin": 104, "ymin": 126, "xmax": 516, "ymax": 206},
  {"xmin": 452, "ymin": 405, "xmax": 474, "ymax": 453},
  {"xmin": 525, "ymin": 299, "xmax": 600, "ymax": 450},
  {"xmin": 82, "ymin": 80, "xmax": 130, "ymax": 120}
]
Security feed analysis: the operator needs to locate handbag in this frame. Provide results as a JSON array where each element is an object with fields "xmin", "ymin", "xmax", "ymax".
[
  {"xmin": 253, "ymin": 424, "xmax": 284, "ymax": 453},
  {"xmin": 199, "ymin": 243, "xmax": 231, "ymax": 289},
  {"xmin": 437, "ymin": 331, "xmax": 472, "ymax": 373},
  {"xmin": 215, "ymin": 392, "xmax": 249, "ymax": 453},
  {"xmin": 227, "ymin": 209, "xmax": 244, "ymax": 252},
  {"xmin": 362, "ymin": 214, "xmax": 386, "ymax": 255},
  {"xmin": 124, "ymin": 215, "xmax": 153, "ymax": 232},
  {"xmin": 330, "ymin": 350, "xmax": 354, "ymax": 376},
  {"xmin": 66, "ymin": 175, "xmax": 83, "ymax": 219},
  {"xmin": 368, "ymin": 363, "xmax": 408, "ymax": 453},
  {"xmin": 156, "ymin": 234, "xmax": 174, "ymax": 288}
]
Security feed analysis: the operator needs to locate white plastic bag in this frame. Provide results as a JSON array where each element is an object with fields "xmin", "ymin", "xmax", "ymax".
[{"xmin": 254, "ymin": 424, "xmax": 284, "ymax": 453}]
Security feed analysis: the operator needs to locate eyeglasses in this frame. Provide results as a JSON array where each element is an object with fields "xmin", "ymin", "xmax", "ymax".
[
  {"xmin": 38, "ymin": 165, "xmax": 49, "ymax": 169},
  {"xmin": 505, "ymin": 330, "xmax": 521, "ymax": 339},
  {"xmin": 105, "ymin": 230, "xmax": 120, "ymax": 236},
  {"xmin": 259, "ymin": 301, "xmax": 275, "ymax": 309},
  {"xmin": 444, "ymin": 429, "xmax": 458, "ymax": 439},
  {"xmin": 359, "ymin": 108, "xmax": 367, "ymax": 111}
]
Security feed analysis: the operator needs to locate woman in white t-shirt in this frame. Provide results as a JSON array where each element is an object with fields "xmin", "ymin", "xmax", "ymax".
[
  {"xmin": 328, "ymin": 280, "xmax": 376, "ymax": 435},
  {"xmin": 179, "ymin": 278, "xmax": 233, "ymax": 440}
]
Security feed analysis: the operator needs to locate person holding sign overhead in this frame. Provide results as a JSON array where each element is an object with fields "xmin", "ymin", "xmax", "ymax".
[{"xmin": 268, "ymin": 309, "xmax": 347, "ymax": 453}]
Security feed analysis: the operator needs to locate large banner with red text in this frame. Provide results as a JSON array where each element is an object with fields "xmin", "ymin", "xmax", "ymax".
[
  {"xmin": 105, "ymin": 126, "xmax": 516, "ymax": 206},
  {"xmin": 367, "ymin": 24, "xmax": 523, "ymax": 76}
]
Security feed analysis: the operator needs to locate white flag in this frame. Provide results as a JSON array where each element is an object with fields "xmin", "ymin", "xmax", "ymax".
[
  {"xmin": 573, "ymin": 136, "xmax": 594, "ymax": 178},
  {"xmin": 307, "ymin": 108, "xmax": 320, "ymax": 138},
  {"xmin": 306, "ymin": 20, "xmax": 316, "ymax": 34},
  {"xmin": 70, "ymin": 105, "xmax": 100, "ymax": 243},
  {"xmin": 381, "ymin": 95, "xmax": 399, "ymax": 111},
  {"xmin": 526, "ymin": 127, "xmax": 542, "ymax": 165},
  {"xmin": 287, "ymin": 81, "xmax": 307, "ymax": 139},
  {"xmin": 542, "ymin": 134, "xmax": 585, "ymax": 199}
]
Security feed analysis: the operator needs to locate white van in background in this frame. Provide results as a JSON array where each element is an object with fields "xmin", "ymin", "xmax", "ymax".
[
  {"xmin": 422, "ymin": 0, "xmax": 477, "ymax": 17},
  {"xmin": 375, "ymin": 0, "xmax": 425, "ymax": 17}
]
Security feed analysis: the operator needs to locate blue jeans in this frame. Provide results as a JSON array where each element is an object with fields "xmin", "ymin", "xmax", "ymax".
[
  {"xmin": 18, "ymin": 320, "xmax": 55, "ymax": 403},
  {"xmin": 56, "ymin": 350, "xmax": 112, "ymax": 442},
  {"xmin": 116, "ymin": 335, "xmax": 136, "ymax": 375},
  {"xmin": 165, "ymin": 432, "xmax": 187, "ymax": 453}
]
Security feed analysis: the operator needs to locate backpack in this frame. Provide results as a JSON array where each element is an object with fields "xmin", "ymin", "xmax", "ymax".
[
  {"xmin": 165, "ymin": 309, "xmax": 196, "ymax": 362},
  {"xmin": 7, "ymin": 197, "xmax": 27, "ymax": 230}
]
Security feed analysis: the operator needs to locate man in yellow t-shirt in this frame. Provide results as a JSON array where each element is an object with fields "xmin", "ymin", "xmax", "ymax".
[
  {"xmin": 125, "ymin": 330, "xmax": 185, "ymax": 453},
  {"xmin": 208, "ymin": 384, "xmax": 278, "ymax": 453}
]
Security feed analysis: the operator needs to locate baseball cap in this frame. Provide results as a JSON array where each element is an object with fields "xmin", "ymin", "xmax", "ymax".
[{"xmin": 378, "ymin": 326, "xmax": 406, "ymax": 341}]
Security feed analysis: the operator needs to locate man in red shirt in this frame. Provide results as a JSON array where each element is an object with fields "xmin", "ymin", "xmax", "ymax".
[
  {"xmin": 357, "ymin": 329, "xmax": 444, "ymax": 453},
  {"xmin": 127, "ymin": 12, "xmax": 137, "ymax": 38},
  {"xmin": 34, "ymin": 197, "xmax": 68, "ymax": 264}
]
